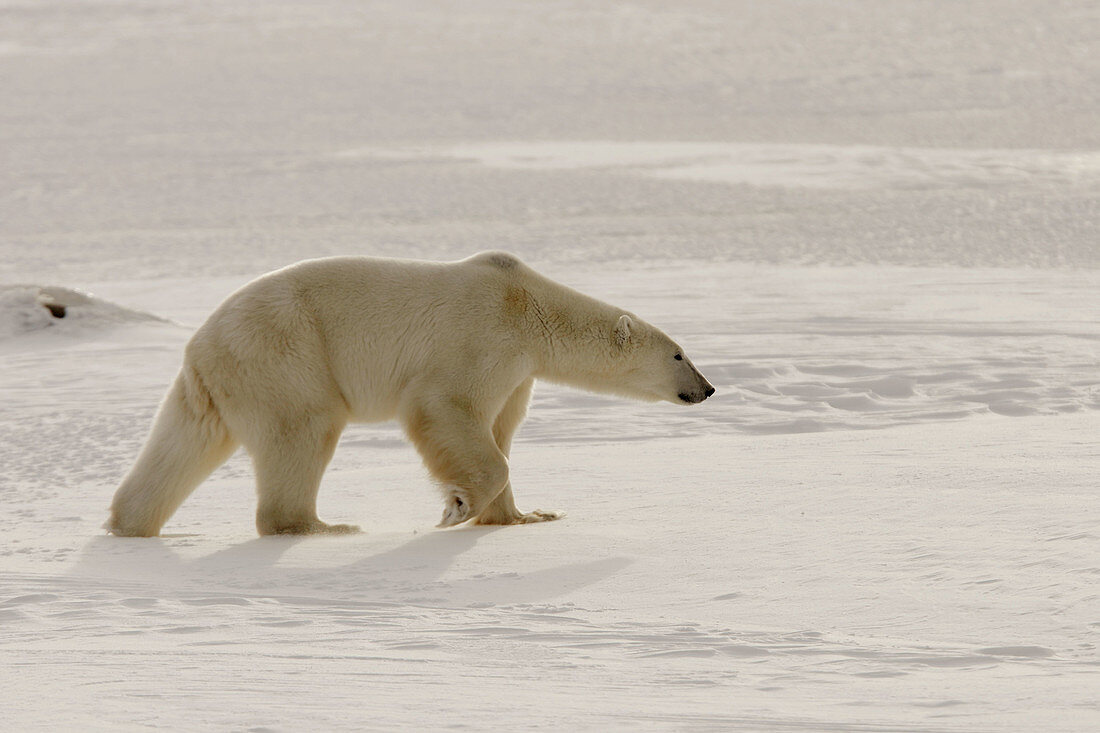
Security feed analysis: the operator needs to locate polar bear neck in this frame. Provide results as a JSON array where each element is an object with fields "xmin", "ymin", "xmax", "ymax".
[{"xmin": 506, "ymin": 272, "xmax": 637, "ymax": 394}]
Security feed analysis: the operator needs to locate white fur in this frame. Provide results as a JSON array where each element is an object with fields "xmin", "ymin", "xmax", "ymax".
[{"xmin": 107, "ymin": 252, "xmax": 714, "ymax": 537}]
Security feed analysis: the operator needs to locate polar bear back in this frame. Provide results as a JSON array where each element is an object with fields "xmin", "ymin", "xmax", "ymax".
[{"xmin": 185, "ymin": 254, "xmax": 529, "ymax": 424}]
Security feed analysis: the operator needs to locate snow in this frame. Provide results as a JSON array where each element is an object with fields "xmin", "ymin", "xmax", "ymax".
[
  {"xmin": 358, "ymin": 141, "xmax": 1100, "ymax": 190},
  {"xmin": 2, "ymin": 0, "xmax": 1098, "ymax": 730}
]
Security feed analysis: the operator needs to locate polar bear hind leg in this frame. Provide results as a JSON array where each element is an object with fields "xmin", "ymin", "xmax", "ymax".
[
  {"xmin": 246, "ymin": 411, "xmax": 358, "ymax": 536},
  {"xmin": 107, "ymin": 368, "xmax": 238, "ymax": 537}
]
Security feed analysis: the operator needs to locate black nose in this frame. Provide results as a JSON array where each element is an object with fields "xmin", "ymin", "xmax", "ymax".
[{"xmin": 704, "ymin": 386, "xmax": 715, "ymax": 398}]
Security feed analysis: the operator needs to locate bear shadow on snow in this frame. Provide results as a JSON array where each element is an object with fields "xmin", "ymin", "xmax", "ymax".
[{"xmin": 73, "ymin": 529, "xmax": 632, "ymax": 605}]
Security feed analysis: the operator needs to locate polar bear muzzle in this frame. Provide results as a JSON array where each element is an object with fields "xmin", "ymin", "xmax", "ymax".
[{"xmin": 678, "ymin": 386, "xmax": 715, "ymax": 404}]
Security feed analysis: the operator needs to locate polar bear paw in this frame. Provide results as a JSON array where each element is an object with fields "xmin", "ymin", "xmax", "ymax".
[
  {"xmin": 474, "ymin": 508, "xmax": 564, "ymax": 525},
  {"xmin": 437, "ymin": 491, "xmax": 474, "ymax": 528},
  {"xmin": 314, "ymin": 522, "xmax": 361, "ymax": 535},
  {"xmin": 515, "ymin": 509, "xmax": 563, "ymax": 524},
  {"xmin": 259, "ymin": 518, "xmax": 361, "ymax": 536}
]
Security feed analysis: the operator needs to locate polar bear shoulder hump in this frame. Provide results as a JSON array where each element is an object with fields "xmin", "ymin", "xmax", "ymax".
[{"xmin": 466, "ymin": 250, "xmax": 524, "ymax": 272}]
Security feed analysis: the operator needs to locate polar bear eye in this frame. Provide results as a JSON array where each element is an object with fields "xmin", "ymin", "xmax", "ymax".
[{"xmin": 674, "ymin": 353, "xmax": 683, "ymax": 361}]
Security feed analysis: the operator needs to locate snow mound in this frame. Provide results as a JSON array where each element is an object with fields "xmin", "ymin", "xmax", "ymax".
[{"xmin": 0, "ymin": 284, "xmax": 171, "ymax": 340}]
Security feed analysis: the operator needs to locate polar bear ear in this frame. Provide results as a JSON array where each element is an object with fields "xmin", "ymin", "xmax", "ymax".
[{"xmin": 614, "ymin": 314, "xmax": 634, "ymax": 346}]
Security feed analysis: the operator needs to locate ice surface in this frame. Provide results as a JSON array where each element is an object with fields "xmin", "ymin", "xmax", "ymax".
[
  {"xmin": 358, "ymin": 141, "xmax": 1100, "ymax": 190},
  {"xmin": 2, "ymin": 1, "xmax": 1098, "ymax": 731}
]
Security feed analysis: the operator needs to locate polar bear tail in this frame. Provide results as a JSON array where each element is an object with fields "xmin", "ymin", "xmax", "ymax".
[{"xmin": 106, "ymin": 365, "xmax": 237, "ymax": 537}]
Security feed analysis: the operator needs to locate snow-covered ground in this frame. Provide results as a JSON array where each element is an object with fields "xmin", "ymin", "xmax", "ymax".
[{"xmin": 2, "ymin": 1, "xmax": 1098, "ymax": 730}]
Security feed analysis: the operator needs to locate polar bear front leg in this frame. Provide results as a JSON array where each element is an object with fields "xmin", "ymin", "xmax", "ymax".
[
  {"xmin": 401, "ymin": 396, "xmax": 511, "ymax": 528},
  {"xmin": 472, "ymin": 378, "xmax": 563, "ymax": 526}
]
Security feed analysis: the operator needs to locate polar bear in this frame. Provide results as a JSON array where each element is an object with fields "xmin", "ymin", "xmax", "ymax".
[{"xmin": 107, "ymin": 252, "xmax": 715, "ymax": 537}]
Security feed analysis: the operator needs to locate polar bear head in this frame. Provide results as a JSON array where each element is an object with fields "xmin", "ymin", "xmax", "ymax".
[{"xmin": 606, "ymin": 314, "xmax": 715, "ymax": 405}]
